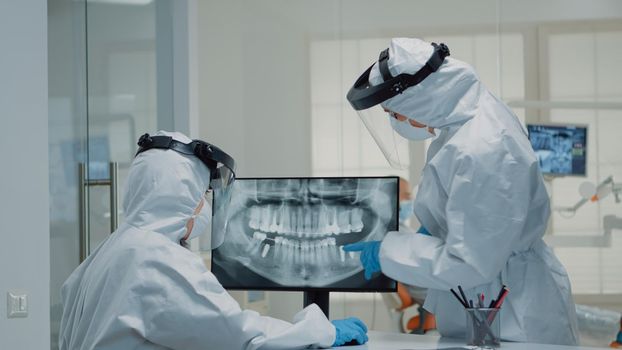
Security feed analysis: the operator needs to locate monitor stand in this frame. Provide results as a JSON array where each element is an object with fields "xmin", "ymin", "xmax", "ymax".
[{"xmin": 304, "ymin": 291, "xmax": 329, "ymax": 318}]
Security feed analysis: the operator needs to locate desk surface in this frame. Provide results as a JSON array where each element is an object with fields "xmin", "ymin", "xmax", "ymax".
[{"xmin": 331, "ymin": 331, "xmax": 603, "ymax": 350}]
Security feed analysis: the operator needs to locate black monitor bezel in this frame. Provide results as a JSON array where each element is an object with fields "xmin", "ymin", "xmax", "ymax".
[
  {"xmin": 526, "ymin": 122, "xmax": 588, "ymax": 177},
  {"xmin": 210, "ymin": 175, "xmax": 399, "ymax": 293}
]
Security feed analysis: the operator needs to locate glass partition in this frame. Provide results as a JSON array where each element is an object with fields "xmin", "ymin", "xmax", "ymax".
[{"xmin": 48, "ymin": 0, "xmax": 176, "ymax": 348}]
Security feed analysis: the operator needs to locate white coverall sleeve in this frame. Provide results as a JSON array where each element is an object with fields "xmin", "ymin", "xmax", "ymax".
[
  {"xmin": 135, "ymin": 257, "xmax": 336, "ymax": 350},
  {"xmin": 379, "ymin": 152, "xmax": 532, "ymax": 290}
]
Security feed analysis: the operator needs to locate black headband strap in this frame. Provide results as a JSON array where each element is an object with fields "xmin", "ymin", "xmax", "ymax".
[
  {"xmin": 378, "ymin": 48, "xmax": 393, "ymax": 83},
  {"xmin": 385, "ymin": 42, "xmax": 449, "ymax": 95},
  {"xmin": 137, "ymin": 135, "xmax": 199, "ymax": 157},
  {"xmin": 134, "ymin": 134, "xmax": 236, "ymax": 181},
  {"xmin": 346, "ymin": 42, "xmax": 450, "ymax": 110}
]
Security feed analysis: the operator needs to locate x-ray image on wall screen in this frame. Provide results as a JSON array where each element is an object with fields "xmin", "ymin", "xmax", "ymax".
[
  {"xmin": 211, "ymin": 177, "xmax": 398, "ymax": 291},
  {"xmin": 527, "ymin": 124, "xmax": 587, "ymax": 176}
]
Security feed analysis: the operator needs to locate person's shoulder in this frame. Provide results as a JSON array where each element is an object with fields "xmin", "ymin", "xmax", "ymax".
[
  {"xmin": 108, "ymin": 227, "xmax": 201, "ymax": 266},
  {"xmin": 454, "ymin": 118, "xmax": 533, "ymax": 162},
  {"xmin": 429, "ymin": 134, "xmax": 477, "ymax": 172},
  {"xmin": 431, "ymin": 132, "xmax": 521, "ymax": 181}
]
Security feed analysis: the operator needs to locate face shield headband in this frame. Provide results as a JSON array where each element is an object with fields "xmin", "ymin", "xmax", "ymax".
[
  {"xmin": 135, "ymin": 133, "xmax": 236, "ymax": 247},
  {"xmin": 344, "ymin": 42, "xmax": 449, "ymax": 169},
  {"xmin": 346, "ymin": 42, "xmax": 450, "ymax": 111}
]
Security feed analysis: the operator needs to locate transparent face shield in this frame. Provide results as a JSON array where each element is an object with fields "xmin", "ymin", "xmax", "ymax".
[
  {"xmin": 346, "ymin": 43, "xmax": 450, "ymax": 170},
  {"xmin": 209, "ymin": 165, "xmax": 235, "ymax": 249},
  {"xmin": 357, "ymin": 106, "xmax": 412, "ymax": 169}
]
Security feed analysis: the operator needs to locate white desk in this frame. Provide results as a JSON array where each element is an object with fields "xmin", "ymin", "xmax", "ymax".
[{"xmin": 332, "ymin": 331, "xmax": 603, "ymax": 350}]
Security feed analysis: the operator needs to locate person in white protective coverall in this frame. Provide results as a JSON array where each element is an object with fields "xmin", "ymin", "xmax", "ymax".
[
  {"xmin": 343, "ymin": 38, "xmax": 579, "ymax": 345},
  {"xmin": 59, "ymin": 130, "xmax": 368, "ymax": 350},
  {"xmin": 396, "ymin": 177, "xmax": 429, "ymax": 306},
  {"xmin": 381, "ymin": 177, "xmax": 436, "ymax": 334}
]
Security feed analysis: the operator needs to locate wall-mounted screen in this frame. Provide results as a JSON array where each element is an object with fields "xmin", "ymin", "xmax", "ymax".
[{"xmin": 527, "ymin": 124, "xmax": 587, "ymax": 176}]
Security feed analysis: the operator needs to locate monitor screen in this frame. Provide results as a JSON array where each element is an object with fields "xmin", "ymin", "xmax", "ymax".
[
  {"xmin": 211, "ymin": 177, "xmax": 398, "ymax": 292},
  {"xmin": 527, "ymin": 124, "xmax": 587, "ymax": 176}
]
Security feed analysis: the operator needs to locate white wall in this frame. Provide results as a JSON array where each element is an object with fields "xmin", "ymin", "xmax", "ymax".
[
  {"xmin": 197, "ymin": 0, "xmax": 246, "ymax": 171},
  {"xmin": 0, "ymin": 0, "xmax": 50, "ymax": 349},
  {"xmin": 198, "ymin": 0, "xmax": 314, "ymax": 321},
  {"xmin": 249, "ymin": 0, "xmax": 622, "ymax": 38},
  {"xmin": 198, "ymin": 0, "xmax": 311, "ymax": 178}
]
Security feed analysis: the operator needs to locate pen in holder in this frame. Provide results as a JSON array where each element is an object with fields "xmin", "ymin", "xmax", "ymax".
[
  {"xmin": 465, "ymin": 308, "xmax": 500, "ymax": 348},
  {"xmin": 450, "ymin": 285, "xmax": 508, "ymax": 349}
]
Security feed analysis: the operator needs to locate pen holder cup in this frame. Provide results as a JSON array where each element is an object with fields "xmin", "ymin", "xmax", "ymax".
[{"xmin": 465, "ymin": 308, "xmax": 500, "ymax": 348}]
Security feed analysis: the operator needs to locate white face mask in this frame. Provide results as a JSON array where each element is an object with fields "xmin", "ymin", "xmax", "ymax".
[
  {"xmin": 187, "ymin": 200, "xmax": 212, "ymax": 240},
  {"xmin": 390, "ymin": 117, "xmax": 435, "ymax": 141}
]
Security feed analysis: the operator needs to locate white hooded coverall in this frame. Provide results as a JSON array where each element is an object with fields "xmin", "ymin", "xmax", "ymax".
[
  {"xmin": 59, "ymin": 131, "xmax": 335, "ymax": 350},
  {"xmin": 372, "ymin": 38, "xmax": 580, "ymax": 346}
]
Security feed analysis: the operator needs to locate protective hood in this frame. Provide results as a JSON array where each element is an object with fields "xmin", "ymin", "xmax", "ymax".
[
  {"xmin": 122, "ymin": 130, "xmax": 211, "ymax": 243},
  {"xmin": 369, "ymin": 38, "xmax": 482, "ymax": 129}
]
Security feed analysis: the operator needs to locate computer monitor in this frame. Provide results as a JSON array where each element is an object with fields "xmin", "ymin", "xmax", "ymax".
[
  {"xmin": 211, "ymin": 176, "xmax": 398, "ymax": 314},
  {"xmin": 527, "ymin": 123, "xmax": 587, "ymax": 176}
]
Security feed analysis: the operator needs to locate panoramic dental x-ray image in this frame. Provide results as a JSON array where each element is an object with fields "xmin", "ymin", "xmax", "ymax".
[
  {"xmin": 211, "ymin": 177, "xmax": 398, "ymax": 290},
  {"xmin": 528, "ymin": 125, "xmax": 587, "ymax": 176}
]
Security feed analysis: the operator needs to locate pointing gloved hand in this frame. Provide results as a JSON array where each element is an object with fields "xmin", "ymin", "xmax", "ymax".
[
  {"xmin": 331, "ymin": 317, "xmax": 369, "ymax": 346},
  {"xmin": 342, "ymin": 241, "xmax": 381, "ymax": 280}
]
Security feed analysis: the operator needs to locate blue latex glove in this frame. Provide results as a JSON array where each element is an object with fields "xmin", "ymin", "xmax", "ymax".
[
  {"xmin": 331, "ymin": 317, "xmax": 369, "ymax": 346},
  {"xmin": 342, "ymin": 241, "xmax": 381, "ymax": 280},
  {"xmin": 416, "ymin": 226, "xmax": 431, "ymax": 236}
]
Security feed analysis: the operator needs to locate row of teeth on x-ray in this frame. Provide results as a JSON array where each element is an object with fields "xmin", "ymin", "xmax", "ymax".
[
  {"xmin": 248, "ymin": 205, "xmax": 364, "ymax": 236},
  {"xmin": 250, "ymin": 231, "xmax": 358, "ymax": 263}
]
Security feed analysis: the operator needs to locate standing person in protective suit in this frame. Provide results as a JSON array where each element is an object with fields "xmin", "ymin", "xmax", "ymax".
[
  {"xmin": 343, "ymin": 38, "xmax": 579, "ymax": 345},
  {"xmin": 59, "ymin": 131, "xmax": 368, "ymax": 350},
  {"xmin": 396, "ymin": 177, "xmax": 429, "ymax": 307}
]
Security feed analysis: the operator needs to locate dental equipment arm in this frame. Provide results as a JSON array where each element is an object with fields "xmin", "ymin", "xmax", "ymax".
[{"xmin": 555, "ymin": 176, "xmax": 621, "ymax": 214}]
